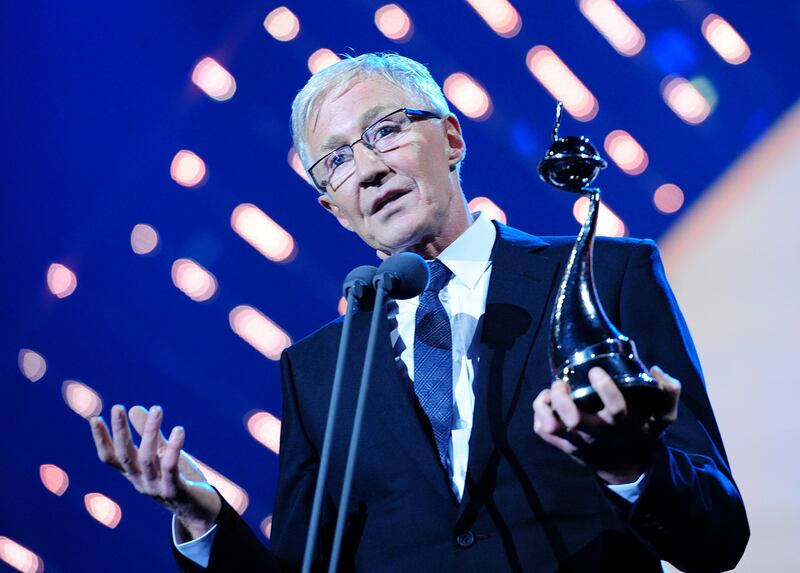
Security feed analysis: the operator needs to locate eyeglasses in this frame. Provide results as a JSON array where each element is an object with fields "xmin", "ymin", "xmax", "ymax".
[{"xmin": 307, "ymin": 107, "xmax": 441, "ymax": 192}]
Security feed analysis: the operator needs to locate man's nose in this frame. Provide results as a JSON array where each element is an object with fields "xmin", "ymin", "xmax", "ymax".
[{"xmin": 352, "ymin": 141, "xmax": 390, "ymax": 187}]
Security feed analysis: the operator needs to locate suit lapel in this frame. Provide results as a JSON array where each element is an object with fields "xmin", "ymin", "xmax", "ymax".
[{"xmin": 461, "ymin": 224, "xmax": 560, "ymax": 510}]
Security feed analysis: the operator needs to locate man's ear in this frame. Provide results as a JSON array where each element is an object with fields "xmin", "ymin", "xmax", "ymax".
[
  {"xmin": 318, "ymin": 193, "xmax": 355, "ymax": 232},
  {"xmin": 443, "ymin": 114, "xmax": 466, "ymax": 170}
]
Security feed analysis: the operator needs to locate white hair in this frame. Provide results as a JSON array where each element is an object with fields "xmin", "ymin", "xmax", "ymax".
[{"xmin": 291, "ymin": 52, "xmax": 457, "ymax": 175}]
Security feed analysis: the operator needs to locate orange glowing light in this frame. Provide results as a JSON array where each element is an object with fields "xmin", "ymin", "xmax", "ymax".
[
  {"xmin": 231, "ymin": 203, "xmax": 297, "ymax": 263},
  {"xmin": 287, "ymin": 147, "xmax": 312, "ymax": 185},
  {"xmin": 229, "ymin": 305, "xmax": 292, "ymax": 361},
  {"xmin": 338, "ymin": 296, "xmax": 347, "ymax": 316},
  {"xmin": 443, "ymin": 72, "xmax": 492, "ymax": 121},
  {"xmin": 130, "ymin": 223, "xmax": 159, "ymax": 255},
  {"xmin": 526, "ymin": 46, "xmax": 598, "ymax": 121},
  {"xmin": 170, "ymin": 150, "xmax": 207, "ymax": 187},
  {"xmin": 654, "ymin": 183, "xmax": 685, "ymax": 214},
  {"xmin": 0, "ymin": 537, "xmax": 44, "ymax": 573},
  {"xmin": 661, "ymin": 76, "xmax": 712, "ymax": 125},
  {"xmin": 468, "ymin": 196, "xmax": 507, "ymax": 224},
  {"xmin": 62, "ymin": 380, "xmax": 103, "ymax": 419},
  {"xmin": 18, "ymin": 349, "xmax": 47, "ymax": 382},
  {"xmin": 604, "ymin": 130, "xmax": 648, "ymax": 175},
  {"xmin": 573, "ymin": 196, "xmax": 627, "ymax": 237},
  {"xmin": 702, "ymin": 14, "xmax": 750, "ymax": 65},
  {"xmin": 261, "ymin": 515, "xmax": 274, "ymax": 539},
  {"xmin": 40, "ymin": 464, "xmax": 69, "ymax": 496},
  {"xmin": 264, "ymin": 6, "xmax": 300, "ymax": 42},
  {"xmin": 47, "ymin": 263, "xmax": 77, "ymax": 299},
  {"xmin": 375, "ymin": 4, "xmax": 413, "ymax": 42},
  {"xmin": 192, "ymin": 57, "xmax": 237, "ymax": 101},
  {"xmin": 579, "ymin": 0, "xmax": 645, "ymax": 56},
  {"xmin": 307, "ymin": 48, "xmax": 341, "ymax": 74},
  {"xmin": 246, "ymin": 410, "xmax": 282, "ymax": 454},
  {"xmin": 171, "ymin": 258, "xmax": 218, "ymax": 302},
  {"xmin": 188, "ymin": 454, "xmax": 249, "ymax": 514},
  {"xmin": 84, "ymin": 492, "xmax": 122, "ymax": 528},
  {"xmin": 465, "ymin": 0, "xmax": 522, "ymax": 38}
]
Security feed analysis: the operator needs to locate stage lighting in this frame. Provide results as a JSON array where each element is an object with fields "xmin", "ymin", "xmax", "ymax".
[
  {"xmin": 604, "ymin": 130, "xmax": 649, "ymax": 175},
  {"xmin": 375, "ymin": 4, "xmax": 413, "ymax": 42},
  {"xmin": 468, "ymin": 196, "xmax": 507, "ymax": 224},
  {"xmin": 526, "ymin": 46, "xmax": 598, "ymax": 121},
  {"xmin": 171, "ymin": 258, "xmax": 218, "ymax": 302},
  {"xmin": 40, "ymin": 464, "xmax": 69, "ymax": 496},
  {"xmin": 62, "ymin": 380, "xmax": 103, "ymax": 419},
  {"xmin": 231, "ymin": 203, "xmax": 297, "ymax": 263},
  {"xmin": 229, "ymin": 305, "xmax": 291, "ymax": 361},
  {"xmin": 18, "ymin": 349, "xmax": 46, "ymax": 382},
  {"xmin": 702, "ymin": 14, "xmax": 750, "ymax": 65},
  {"xmin": 245, "ymin": 410, "xmax": 282, "ymax": 454},
  {"xmin": 47, "ymin": 263, "xmax": 77, "ymax": 299},
  {"xmin": 573, "ymin": 196, "xmax": 627, "ymax": 237},
  {"xmin": 443, "ymin": 72, "xmax": 493, "ymax": 121},
  {"xmin": 654, "ymin": 183, "xmax": 685, "ymax": 214},
  {"xmin": 465, "ymin": 0, "xmax": 522, "ymax": 38},
  {"xmin": 579, "ymin": 0, "xmax": 645, "ymax": 57}
]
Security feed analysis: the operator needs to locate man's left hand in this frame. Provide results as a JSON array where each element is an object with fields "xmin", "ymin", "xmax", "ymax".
[{"xmin": 532, "ymin": 366, "xmax": 681, "ymax": 484}]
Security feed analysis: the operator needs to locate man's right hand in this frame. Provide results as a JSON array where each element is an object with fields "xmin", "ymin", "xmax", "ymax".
[{"xmin": 89, "ymin": 404, "xmax": 222, "ymax": 541}]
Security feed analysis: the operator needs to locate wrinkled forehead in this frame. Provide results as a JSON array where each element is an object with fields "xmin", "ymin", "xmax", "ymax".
[{"xmin": 305, "ymin": 76, "xmax": 423, "ymax": 156}]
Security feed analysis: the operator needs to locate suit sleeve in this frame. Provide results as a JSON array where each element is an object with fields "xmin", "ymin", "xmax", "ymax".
[{"xmin": 617, "ymin": 239, "xmax": 749, "ymax": 572}]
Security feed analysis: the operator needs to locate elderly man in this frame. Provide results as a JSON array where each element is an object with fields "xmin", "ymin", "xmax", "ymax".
[{"xmin": 90, "ymin": 53, "xmax": 748, "ymax": 572}]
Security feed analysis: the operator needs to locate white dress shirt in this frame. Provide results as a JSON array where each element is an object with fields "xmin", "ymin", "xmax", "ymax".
[{"xmin": 175, "ymin": 212, "xmax": 644, "ymax": 565}]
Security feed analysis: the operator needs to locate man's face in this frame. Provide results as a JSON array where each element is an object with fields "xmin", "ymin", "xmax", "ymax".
[{"xmin": 306, "ymin": 76, "xmax": 466, "ymax": 255}]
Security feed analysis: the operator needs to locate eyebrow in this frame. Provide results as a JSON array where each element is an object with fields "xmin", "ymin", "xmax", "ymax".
[{"xmin": 319, "ymin": 105, "xmax": 395, "ymax": 153}]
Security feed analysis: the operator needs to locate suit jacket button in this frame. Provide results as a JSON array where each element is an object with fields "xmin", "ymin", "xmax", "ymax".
[{"xmin": 456, "ymin": 530, "xmax": 475, "ymax": 548}]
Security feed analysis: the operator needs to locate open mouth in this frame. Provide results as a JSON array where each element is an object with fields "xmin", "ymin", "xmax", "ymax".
[{"xmin": 372, "ymin": 189, "xmax": 410, "ymax": 214}]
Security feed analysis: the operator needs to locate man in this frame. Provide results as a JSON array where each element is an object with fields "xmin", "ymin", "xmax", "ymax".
[{"xmin": 90, "ymin": 53, "xmax": 748, "ymax": 571}]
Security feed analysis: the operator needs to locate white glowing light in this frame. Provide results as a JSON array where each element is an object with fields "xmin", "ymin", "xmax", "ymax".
[
  {"xmin": 131, "ymin": 223, "xmax": 159, "ymax": 255},
  {"xmin": 40, "ymin": 464, "xmax": 69, "ymax": 496},
  {"xmin": 468, "ymin": 196, "xmax": 507, "ymax": 224},
  {"xmin": 307, "ymin": 49, "xmax": 341, "ymax": 75},
  {"xmin": 229, "ymin": 305, "xmax": 292, "ymax": 361},
  {"xmin": 604, "ymin": 130, "xmax": 648, "ymax": 175},
  {"xmin": 18, "ymin": 349, "xmax": 47, "ymax": 382},
  {"xmin": 264, "ymin": 6, "xmax": 300, "ymax": 42},
  {"xmin": 47, "ymin": 263, "xmax": 77, "ymax": 298},
  {"xmin": 338, "ymin": 296, "xmax": 347, "ymax": 316},
  {"xmin": 0, "ymin": 537, "xmax": 44, "ymax": 573},
  {"xmin": 192, "ymin": 57, "xmax": 237, "ymax": 101},
  {"xmin": 702, "ymin": 14, "xmax": 750, "ymax": 65},
  {"xmin": 170, "ymin": 150, "xmax": 207, "ymax": 187},
  {"xmin": 661, "ymin": 76, "xmax": 712, "ymax": 125},
  {"xmin": 526, "ymin": 46, "xmax": 598, "ymax": 121},
  {"xmin": 375, "ymin": 4, "xmax": 413, "ymax": 42},
  {"xmin": 288, "ymin": 148, "xmax": 312, "ymax": 185},
  {"xmin": 231, "ymin": 203, "xmax": 297, "ymax": 263},
  {"xmin": 443, "ymin": 72, "xmax": 492, "ymax": 121},
  {"xmin": 62, "ymin": 380, "xmax": 103, "ymax": 419},
  {"xmin": 573, "ymin": 196, "xmax": 627, "ymax": 237},
  {"xmin": 84, "ymin": 492, "xmax": 122, "ymax": 529},
  {"xmin": 171, "ymin": 258, "xmax": 218, "ymax": 302},
  {"xmin": 579, "ymin": 0, "xmax": 645, "ymax": 56},
  {"xmin": 261, "ymin": 515, "xmax": 274, "ymax": 539},
  {"xmin": 465, "ymin": 0, "xmax": 522, "ymax": 38},
  {"xmin": 654, "ymin": 183, "xmax": 685, "ymax": 214},
  {"xmin": 246, "ymin": 410, "xmax": 282, "ymax": 454},
  {"xmin": 189, "ymin": 454, "xmax": 250, "ymax": 514}
]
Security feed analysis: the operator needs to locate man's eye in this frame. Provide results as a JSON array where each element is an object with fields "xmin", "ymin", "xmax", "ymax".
[
  {"xmin": 373, "ymin": 123, "xmax": 401, "ymax": 140},
  {"xmin": 327, "ymin": 151, "xmax": 351, "ymax": 169}
]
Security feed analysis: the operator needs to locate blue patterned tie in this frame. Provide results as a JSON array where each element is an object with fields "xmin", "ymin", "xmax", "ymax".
[{"xmin": 414, "ymin": 259, "xmax": 453, "ymax": 467}]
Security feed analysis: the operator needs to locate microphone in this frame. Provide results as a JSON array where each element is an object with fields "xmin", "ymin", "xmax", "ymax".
[
  {"xmin": 343, "ymin": 265, "xmax": 378, "ymax": 310},
  {"xmin": 372, "ymin": 252, "xmax": 429, "ymax": 299}
]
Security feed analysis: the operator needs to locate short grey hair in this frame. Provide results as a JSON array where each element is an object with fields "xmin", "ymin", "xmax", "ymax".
[{"xmin": 291, "ymin": 52, "xmax": 454, "ymax": 172}]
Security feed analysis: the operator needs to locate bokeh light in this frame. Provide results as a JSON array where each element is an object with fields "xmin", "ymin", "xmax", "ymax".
[
  {"xmin": 171, "ymin": 258, "xmax": 218, "ymax": 302},
  {"xmin": 702, "ymin": 14, "xmax": 750, "ymax": 65},
  {"xmin": 245, "ymin": 410, "xmax": 282, "ymax": 454},
  {"xmin": 338, "ymin": 296, "xmax": 348, "ymax": 316},
  {"xmin": 40, "ymin": 464, "xmax": 69, "ymax": 496},
  {"xmin": 661, "ymin": 76, "xmax": 712, "ymax": 125},
  {"xmin": 18, "ymin": 349, "xmax": 47, "ymax": 382},
  {"xmin": 654, "ymin": 183, "xmax": 685, "ymax": 214},
  {"xmin": 375, "ymin": 4, "xmax": 413, "ymax": 42},
  {"xmin": 573, "ymin": 196, "xmax": 627, "ymax": 237},
  {"xmin": 62, "ymin": 380, "xmax": 103, "ymax": 419},
  {"xmin": 191, "ymin": 57, "xmax": 237, "ymax": 101},
  {"xmin": 307, "ymin": 48, "xmax": 341, "ymax": 74},
  {"xmin": 0, "ymin": 537, "xmax": 44, "ymax": 573},
  {"xmin": 264, "ymin": 7, "xmax": 300, "ymax": 42},
  {"xmin": 47, "ymin": 263, "xmax": 77, "ymax": 299},
  {"xmin": 465, "ymin": 0, "xmax": 522, "ymax": 38},
  {"xmin": 261, "ymin": 515, "xmax": 273, "ymax": 540},
  {"xmin": 130, "ymin": 223, "xmax": 159, "ymax": 255},
  {"xmin": 189, "ymin": 454, "xmax": 249, "ymax": 514},
  {"xmin": 604, "ymin": 130, "xmax": 648, "ymax": 175},
  {"xmin": 287, "ymin": 147, "xmax": 312, "ymax": 185},
  {"xmin": 579, "ymin": 0, "xmax": 645, "ymax": 56},
  {"xmin": 231, "ymin": 203, "xmax": 297, "ymax": 263},
  {"xmin": 84, "ymin": 493, "xmax": 122, "ymax": 529},
  {"xmin": 229, "ymin": 305, "xmax": 292, "ymax": 361},
  {"xmin": 526, "ymin": 46, "xmax": 598, "ymax": 121},
  {"xmin": 468, "ymin": 196, "xmax": 507, "ymax": 224},
  {"xmin": 443, "ymin": 72, "xmax": 492, "ymax": 121},
  {"xmin": 170, "ymin": 150, "xmax": 207, "ymax": 187}
]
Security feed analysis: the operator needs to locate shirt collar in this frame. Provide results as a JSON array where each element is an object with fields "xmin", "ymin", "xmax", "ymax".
[{"xmin": 436, "ymin": 211, "xmax": 496, "ymax": 290}]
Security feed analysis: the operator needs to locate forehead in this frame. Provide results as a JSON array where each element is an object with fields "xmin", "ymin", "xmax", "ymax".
[{"xmin": 307, "ymin": 76, "xmax": 419, "ymax": 154}]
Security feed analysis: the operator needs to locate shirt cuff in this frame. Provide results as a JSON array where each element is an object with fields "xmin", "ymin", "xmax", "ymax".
[
  {"xmin": 606, "ymin": 472, "xmax": 646, "ymax": 504},
  {"xmin": 172, "ymin": 514, "xmax": 218, "ymax": 568}
]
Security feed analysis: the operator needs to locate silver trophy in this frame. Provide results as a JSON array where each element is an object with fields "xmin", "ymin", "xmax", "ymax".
[{"xmin": 538, "ymin": 102, "xmax": 665, "ymax": 416}]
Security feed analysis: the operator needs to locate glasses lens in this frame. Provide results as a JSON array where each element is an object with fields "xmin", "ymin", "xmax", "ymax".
[
  {"xmin": 315, "ymin": 146, "xmax": 354, "ymax": 187},
  {"xmin": 365, "ymin": 111, "xmax": 409, "ymax": 151}
]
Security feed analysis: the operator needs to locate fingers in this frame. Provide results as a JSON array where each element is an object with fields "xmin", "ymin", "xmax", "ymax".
[
  {"xmin": 532, "ymin": 388, "xmax": 578, "ymax": 455},
  {"xmin": 161, "ymin": 425, "xmax": 186, "ymax": 489},
  {"xmin": 90, "ymin": 416, "xmax": 124, "ymax": 472},
  {"xmin": 588, "ymin": 367, "xmax": 627, "ymax": 426},
  {"xmin": 137, "ymin": 406, "xmax": 163, "ymax": 481},
  {"xmin": 111, "ymin": 405, "xmax": 140, "ymax": 475},
  {"xmin": 549, "ymin": 380, "xmax": 582, "ymax": 431}
]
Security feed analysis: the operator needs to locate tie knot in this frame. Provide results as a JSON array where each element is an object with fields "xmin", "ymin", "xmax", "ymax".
[{"xmin": 426, "ymin": 259, "xmax": 452, "ymax": 293}]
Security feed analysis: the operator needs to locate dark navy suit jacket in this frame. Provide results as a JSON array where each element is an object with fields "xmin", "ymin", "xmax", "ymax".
[{"xmin": 174, "ymin": 223, "xmax": 749, "ymax": 572}]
